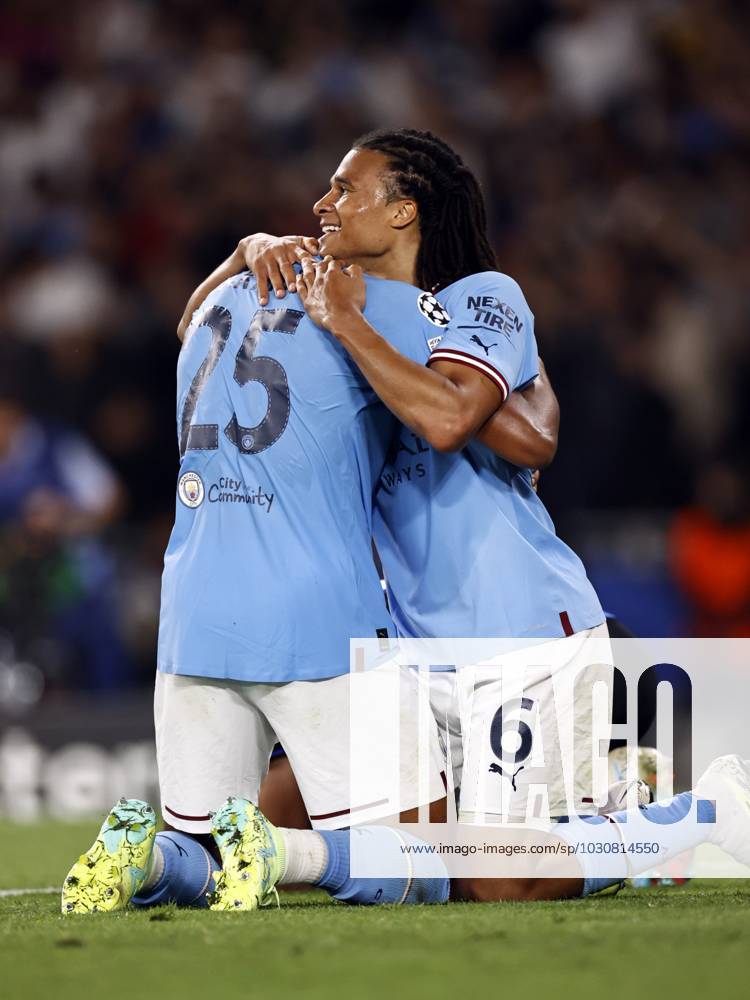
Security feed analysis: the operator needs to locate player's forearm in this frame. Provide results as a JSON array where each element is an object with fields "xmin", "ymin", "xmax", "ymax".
[
  {"xmin": 329, "ymin": 312, "xmax": 486, "ymax": 452},
  {"xmin": 176, "ymin": 242, "xmax": 249, "ymax": 342},
  {"xmin": 476, "ymin": 369, "xmax": 559, "ymax": 468}
]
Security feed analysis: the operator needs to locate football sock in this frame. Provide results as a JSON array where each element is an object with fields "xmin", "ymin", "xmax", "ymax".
[
  {"xmin": 556, "ymin": 791, "xmax": 715, "ymax": 896},
  {"xmin": 143, "ymin": 841, "xmax": 165, "ymax": 889},
  {"xmin": 131, "ymin": 831, "xmax": 219, "ymax": 908},
  {"xmin": 609, "ymin": 791, "xmax": 714, "ymax": 870},
  {"xmin": 278, "ymin": 827, "xmax": 328, "ymax": 885},
  {"xmin": 316, "ymin": 827, "xmax": 450, "ymax": 905}
]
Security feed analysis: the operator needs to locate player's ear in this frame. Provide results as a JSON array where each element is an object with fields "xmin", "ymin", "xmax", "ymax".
[{"xmin": 390, "ymin": 199, "xmax": 418, "ymax": 231}]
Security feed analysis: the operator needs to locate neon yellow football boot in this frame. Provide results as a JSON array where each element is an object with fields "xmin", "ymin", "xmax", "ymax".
[
  {"xmin": 209, "ymin": 797, "xmax": 285, "ymax": 911},
  {"xmin": 61, "ymin": 798, "xmax": 156, "ymax": 914}
]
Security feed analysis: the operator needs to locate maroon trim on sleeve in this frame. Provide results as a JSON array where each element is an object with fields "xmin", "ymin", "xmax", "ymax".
[
  {"xmin": 428, "ymin": 348, "xmax": 509, "ymax": 400},
  {"xmin": 559, "ymin": 611, "xmax": 574, "ymax": 636}
]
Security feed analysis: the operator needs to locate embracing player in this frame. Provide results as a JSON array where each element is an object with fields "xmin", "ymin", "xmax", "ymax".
[
  {"xmin": 60, "ymin": 132, "xmax": 562, "ymax": 914},
  {"xmin": 178, "ymin": 129, "xmax": 750, "ymax": 903},
  {"xmin": 62, "ymin": 129, "xmax": 750, "ymax": 913}
]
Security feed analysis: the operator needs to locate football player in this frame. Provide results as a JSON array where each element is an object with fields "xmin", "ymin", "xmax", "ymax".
[
  {"xmin": 64, "ymin": 129, "xmax": 750, "ymax": 912},
  {"xmin": 180, "ymin": 129, "xmax": 750, "ymax": 901},
  {"xmin": 60, "ymin": 134, "xmax": 560, "ymax": 914}
]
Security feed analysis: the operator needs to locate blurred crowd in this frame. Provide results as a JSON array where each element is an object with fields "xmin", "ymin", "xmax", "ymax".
[{"xmin": 1, "ymin": 0, "xmax": 749, "ymax": 693}]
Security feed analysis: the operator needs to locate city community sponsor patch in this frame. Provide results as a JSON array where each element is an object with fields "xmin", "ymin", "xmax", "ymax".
[
  {"xmin": 208, "ymin": 476, "xmax": 274, "ymax": 511},
  {"xmin": 178, "ymin": 473, "xmax": 274, "ymax": 511}
]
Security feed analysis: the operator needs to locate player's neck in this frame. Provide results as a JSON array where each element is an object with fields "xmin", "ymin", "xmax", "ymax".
[{"xmin": 348, "ymin": 240, "xmax": 418, "ymax": 286}]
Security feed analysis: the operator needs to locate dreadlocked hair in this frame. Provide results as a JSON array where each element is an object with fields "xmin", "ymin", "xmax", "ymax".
[{"xmin": 353, "ymin": 128, "xmax": 497, "ymax": 293}]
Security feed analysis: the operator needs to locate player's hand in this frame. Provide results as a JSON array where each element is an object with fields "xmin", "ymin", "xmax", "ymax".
[
  {"xmin": 296, "ymin": 255, "xmax": 366, "ymax": 332},
  {"xmin": 531, "ymin": 468, "xmax": 541, "ymax": 492},
  {"xmin": 238, "ymin": 234, "xmax": 320, "ymax": 305}
]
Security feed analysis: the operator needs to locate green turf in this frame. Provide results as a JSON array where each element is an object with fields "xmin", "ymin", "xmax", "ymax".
[{"xmin": 1, "ymin": 820, "xmax": 749, "ymax": 1000}]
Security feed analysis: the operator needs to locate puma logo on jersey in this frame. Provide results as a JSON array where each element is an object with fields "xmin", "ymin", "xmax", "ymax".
[
  {"xmin": 470, "ymin": 334, "xmax": 497, "ymax": 356},
  {"xmin": 488, "ymin": 762, "xmax": 525, "ymax": 791}
]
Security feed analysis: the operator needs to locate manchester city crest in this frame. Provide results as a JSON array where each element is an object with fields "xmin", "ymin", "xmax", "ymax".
[{"xmin": 178, "ymin": 471, "xmax": 205, "ymax": 508}]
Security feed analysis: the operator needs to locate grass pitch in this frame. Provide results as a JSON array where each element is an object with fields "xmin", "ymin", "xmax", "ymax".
[{"xmin": 1, "ymin": 820, "xmax": 749, "ymax": 1000}]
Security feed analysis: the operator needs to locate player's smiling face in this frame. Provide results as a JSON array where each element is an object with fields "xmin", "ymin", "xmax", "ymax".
[{"xmin": 313, "ymin": 148, "xmax": 415, "ymax": 266}]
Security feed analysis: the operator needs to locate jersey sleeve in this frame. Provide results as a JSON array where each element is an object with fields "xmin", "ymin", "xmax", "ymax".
[
  {"xmin": 426, "ymin": 273, "xmax": 537, "ymax": 402},
  {"xmin": 361, "ymin": 278, "xmax": 436, "ymax": 366}
]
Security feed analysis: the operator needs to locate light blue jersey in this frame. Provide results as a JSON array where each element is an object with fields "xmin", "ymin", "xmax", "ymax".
[
  {"xmin": 158, "ymin": 273, "xmax": 437, "ymax": 682},
  {"xmin": 373, "ymin": 271, "xmax": 604, "ymax": 641}
]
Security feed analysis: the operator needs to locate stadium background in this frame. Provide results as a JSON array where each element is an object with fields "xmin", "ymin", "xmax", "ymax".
[{"xmin": 1, "ymin": 0, "xmax": 749, "ymax": 818}]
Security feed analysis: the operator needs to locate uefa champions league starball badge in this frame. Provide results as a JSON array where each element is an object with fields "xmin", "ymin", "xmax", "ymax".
[
  {"xmin": 417, "ymin": 292, "xmax": 451, "ymax": 327},
  {"xmin": 178, "ymin": 471, "xmax": 205, "ymax": 508}
]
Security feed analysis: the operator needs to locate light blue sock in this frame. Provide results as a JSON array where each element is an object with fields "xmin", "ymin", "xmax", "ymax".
[
  {"xmin": 556, "ymin": 791, "xmax": 715, "ymax": 896},
  {"xmin": 131, "ymin": 831, "xmax": 219, "ymax": 908},
  {"xmin": 607, "ymin": 791, "xmax": 714, "ymax": 868},
  {"xmin": 317, "ymin": 828, "xmax": 449, "ymax": 905},
  {"xmin": 616, "ymin": 790, "xmax": 716, "ymax": 827}
]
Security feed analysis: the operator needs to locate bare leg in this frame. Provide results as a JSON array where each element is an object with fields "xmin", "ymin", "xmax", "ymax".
[
  {"xmin": 259, "ymin": 754, "xmax": 311, "ymax": 830},
  {"xmin": 452, "ymin": 876, "xmax": 583, "ymax": 902}
]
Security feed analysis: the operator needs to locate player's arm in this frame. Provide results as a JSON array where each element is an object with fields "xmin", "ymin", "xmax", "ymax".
[
  {"xmin": 474, "ymin": 358, "xmax": 558, "ymax": 468},
  {"xmin": 178, "ymin": 239, "xmax": 556, "ymax": 465},
  {"xmin": 298, "ymin": 257, "xmax": 543, "ymax": 456},
  {"xmin": 176, "ymin": 234, "xmax": 319, "ymax": 341}
]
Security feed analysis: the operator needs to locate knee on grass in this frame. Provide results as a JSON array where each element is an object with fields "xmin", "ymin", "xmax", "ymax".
[{"xmin": 455, "ymin": 877, "xmax": 583, "ymax": 903}]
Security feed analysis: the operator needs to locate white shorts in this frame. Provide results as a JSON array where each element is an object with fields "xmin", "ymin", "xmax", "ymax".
[
  {"xmin": 427, "ymin": 623, "xmax": 613, "ymax": 822},
  {"xmin": 155, "ymin": 662, "xmax": 445, "ymax": 834}
]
